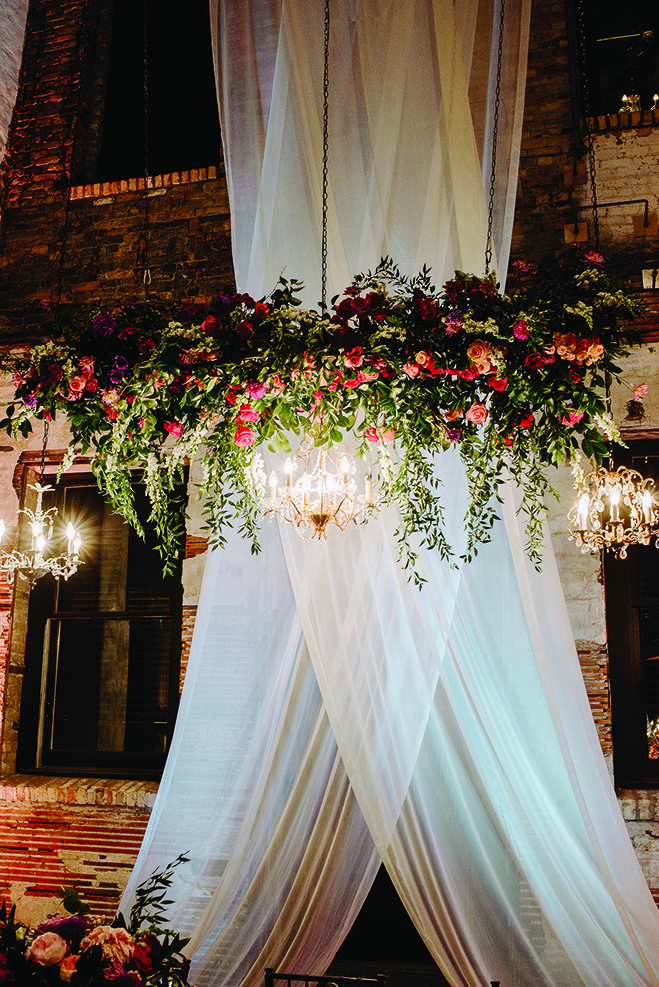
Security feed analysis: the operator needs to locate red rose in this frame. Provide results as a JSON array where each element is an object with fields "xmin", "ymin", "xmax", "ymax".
[
  {"xmin": 488, "ymin": 376, "xmax": 507, "ymax": 391},
  {"xmin": 518, "ymin": 413, "xmax": 534, "ymax": 428},
  {"xmin": 201, "ymin": 316, "xmax": 219, "ymax": 334},
  {"xmin": 225, "ymin": 385, "xmax": 242, "ymax": 405},
  {"xmin": 237, "ymin": 321, "xmax": 254, "ymax": 340},
  {"xmin": 524, "ymin": 352, "xmax": 545, "ymax": 370},
  {"xmin": 344, "ymin": 346, "xmax": 364, "ymax": 368}
]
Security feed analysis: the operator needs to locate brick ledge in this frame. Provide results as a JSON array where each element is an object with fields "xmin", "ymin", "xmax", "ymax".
[
  {"xmin": 0, "ymin": 775, "xmax": 158, "ymax": 808},
  {"xmin": 70, "ymin": 165, "xmax": 218, "ymax": 201}
]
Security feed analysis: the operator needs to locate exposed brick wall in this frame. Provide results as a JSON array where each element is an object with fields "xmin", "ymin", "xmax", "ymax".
[
  {"xmin": 575, "ymin": 640, "xmax": 612, "ymax": 759},
  {"xmin": 0, "ymin": 0, "xmax": 235, "ymax": 339},
  {"xmin": 180, "ymin": 605, "xmax": 197, "ymax": 694},
  {"xmin": 0, "ymin": 777, "xmax": 157, "ymax": 925}
]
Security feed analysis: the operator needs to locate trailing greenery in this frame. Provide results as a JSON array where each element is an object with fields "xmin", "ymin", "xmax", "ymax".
[{"xmin": 0, "ymin": 248, "xmax": 643, "ymax": 578}]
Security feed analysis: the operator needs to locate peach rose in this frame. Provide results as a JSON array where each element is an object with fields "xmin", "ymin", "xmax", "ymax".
[
  {"xmin": 465, "ymin": 403, "xmax": 488, "ymax": 425},
  {"xmin": 26, "ymin": 932, "xmax": 68, "ymax": 967},
  {"xmin": 59, "ymin": 954, "xmax": 79, "ymax": 982},
  {"xmin": 466, "ymin": 339, "xmax": 493, "ymax": 372}
]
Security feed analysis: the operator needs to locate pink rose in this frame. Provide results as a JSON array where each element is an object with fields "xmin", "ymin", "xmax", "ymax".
[
  {"xmin": 26, "ymin": 932, "xmax": 68, "ymax": 967},
  {"xmin": 164, "ymin": 420, "xmax": 184, "ymax": 437},
  {"xmin": 465, "ymin": 403, "xmax": 488, "ymax": 425},
  {"xmin": 381, "ymin": 427, "xmax": 396, "ymax": 445},
  {"xmin": 68, "ymin": 375, "xmax": 87, "ymax": 394},
  {"xmin": 236, "ymin": 403, "xmax": 260, "ymax": 423},
  {"xmin": 234, "ymin": 426, "xmax": 256, "ymax": 446},
  {"xmin": 364, "ymin": 428, "xmax": 380, "ymax": 443},
  {"xmin": 402, "ymin": 362, "xmax": 420, "ymax": 378},
  {"xmin": 343, "ymin": 373, "xmax": 364, "ymax": 388},
  {"xmin": 80, "ymin": 926, "xmax": 134, "ymax": 966},
  {"xmin": 344, "ymin": 347, "xmax": 364, "ymax": 368}
]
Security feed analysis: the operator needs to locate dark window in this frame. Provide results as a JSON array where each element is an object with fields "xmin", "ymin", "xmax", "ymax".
[
  {"xmin": 604, "ymin": 439, "xmax": 659, "ymax": 787},
  {"xmin": 580, "ymin": 0, "xmax": 659, "ymax": 117},
  {"xmin": 18, "ymin": 477, "xmax": 182, "ymax": 778},
  {"xmin": 98, "ymin": 0, "xmax": 221, "ymax": 181}
]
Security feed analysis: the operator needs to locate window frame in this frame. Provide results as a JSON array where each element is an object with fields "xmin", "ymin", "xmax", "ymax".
[{"xmin": 15, "ymin": 464, "xmax": 183, "ymax": 780}]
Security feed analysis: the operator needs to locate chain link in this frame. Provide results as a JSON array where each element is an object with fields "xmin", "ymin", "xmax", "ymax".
[
  {"xmin": 39, "ymin": 419, "xmax": 49, "ymax": 482},
  {"xmin": 141, "ymin": 0, "xmax": 151, "ymax": 293},
  {"xmin": 485, "ymin": 0, "xmax": 505, "ymax": 275},
  {"xmin": 321, "ymin": 0, "xmax": 330, "ymax": 312},
  {"xmin": 576, "ymin": 0, "xmax": 599, "ymax": 249}
]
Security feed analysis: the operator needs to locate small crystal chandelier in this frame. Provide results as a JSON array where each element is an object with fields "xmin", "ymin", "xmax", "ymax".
[
  {"xmin": 0, "ymin": 424, "xmax": 82, "ymax": 584},
  {"xmin": 567, "ymin": 462, "xmax": 659, "ymax": 559},
  {"xmin": 262, "ymin": 437, "xmax": 376, "ymax": 539}
]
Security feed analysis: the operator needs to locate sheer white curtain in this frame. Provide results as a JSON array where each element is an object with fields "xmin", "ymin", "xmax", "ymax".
[
  {"xmin": 124, "ymin": 2, "xmax": 659, "ymax": 986},
  {"xmin": 0, "ymin": 0, "xmax": 29, "ymax": 168}
]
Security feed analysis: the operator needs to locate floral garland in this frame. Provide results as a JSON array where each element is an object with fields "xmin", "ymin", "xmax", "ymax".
[
  {"xmin": 0, "ymin": 249, "xmax": 643, "ymax": 578},
  {"xmin": 0, "ymin": 855, "xmax": 191, "ymax": 986}
]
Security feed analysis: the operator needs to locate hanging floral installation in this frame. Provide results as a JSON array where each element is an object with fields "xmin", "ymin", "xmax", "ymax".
[{"xmin": 0, "ymin": 248, "xmax": 643, "ymax": 578}]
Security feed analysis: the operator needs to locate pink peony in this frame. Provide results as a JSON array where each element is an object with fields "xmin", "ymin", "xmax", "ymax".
[
  {"xmin": 634, "ymin": 383, "xmax": 648, "ymax": 401},
  {"xmin": 80, "ymin": 926, "xmax": 134, "ymax": 966},
  {"xmin": 234, "ymin": 426, "xmax": 256, "ymax": 446},
  {"xmin": 465, "ymin": 403, "xmax": 488, "ymax": 425},
  {"xmin": 26, "ymin": 932, "xmax": 68, "ymax": 967},
  {"xmin": 246, "ymin": 381, "xmax": 267, "ymax": 400}
]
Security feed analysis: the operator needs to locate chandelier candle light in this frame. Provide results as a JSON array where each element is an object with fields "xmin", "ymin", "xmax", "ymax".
[{"xmin": 263, "ymin": 438, "xmax": 375, "ymax": 539}]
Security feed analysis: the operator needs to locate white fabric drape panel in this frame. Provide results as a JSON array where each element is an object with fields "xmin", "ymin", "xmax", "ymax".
[
  {"xmin": 281, "ymin": 451, "xmax": 659, "ymax": 986},
  {"xmin": 121, "ymin": 522, "xmax": 380, "ymax": 987},
  {"xmin": 212, "ymin": 0, "xmax": 525, "ymax": 304},
  {"xmin": 0, "ymin": 0, "xmax": 28, "ymax": 168}
]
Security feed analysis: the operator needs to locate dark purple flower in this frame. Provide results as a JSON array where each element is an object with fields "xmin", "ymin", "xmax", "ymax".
[
  {"xmin": 446, "ymin": 428, "xmax": 462, "ymax": 442},
  {"xmin": 35, "ymin": 915, "xmax": 88, "ymax": 944},
  {"xmin": 105, "ymin": 973, "xmax": 142, "ymax": 987},
  {"xmin": 114, "ymin": 355, "xmax": 128, "ymax": 369},
  {"xmin": 23, "ymin": 394, "xmax": 38, "ymax": 408},
  {"xmin": 93, "ymin": 312, "xmax": 116, "ymax": 338},
  {"xmin": 110, "ymin": 369, "xmax": 126, "ymax": 385}
]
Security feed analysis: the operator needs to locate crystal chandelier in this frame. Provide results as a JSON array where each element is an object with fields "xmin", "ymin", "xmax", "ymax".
[
  {"xmin": 0, "ymin": 422, "xmax": 82, "ymax": 585},
  {"xmin": 262, "ymin": 437, "xmax": 376, "ymax": 539},
  {"xmin": 0, "ymin": 481, "xmax": 82, "ymax": 585},
  {"xmin": 567, "ymin": 463, "xmax": 659, "ymax": 559}
]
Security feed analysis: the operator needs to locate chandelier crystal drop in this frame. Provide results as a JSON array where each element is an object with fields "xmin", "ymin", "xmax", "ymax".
[
  {"xmin": 567, "ymin": 464, "xmax": 659, "ymax": 559},
  {"xmin": 262, "ymin": 438, "xmax": 377, "ymax": 539},
  {"xmin": 0, "ymin": 482, "xmax": 82, "ymax": 584}
]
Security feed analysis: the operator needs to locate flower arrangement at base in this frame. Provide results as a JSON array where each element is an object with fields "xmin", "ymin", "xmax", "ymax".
[
  {"xmin": 0, "ymin": 854, "xmax": 191, "ymax": 986},
  {"xmin": 0, "ymin": 248, "xmax": 644, "ymax": 581}
]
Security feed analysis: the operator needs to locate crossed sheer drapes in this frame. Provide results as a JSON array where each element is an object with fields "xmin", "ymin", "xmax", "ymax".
[{"xmin": 123, "ymin": 2, "xmax": 659, "ymax": 985}]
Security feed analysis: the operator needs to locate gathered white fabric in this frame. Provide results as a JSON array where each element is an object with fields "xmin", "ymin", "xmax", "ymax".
[
  {"xmin": 0, "ymin": 0, "xmax": 28, "ymax": 168},
  {"xmin": 122, "ymin": 2, "xmax": 659, "ymax": 985}
]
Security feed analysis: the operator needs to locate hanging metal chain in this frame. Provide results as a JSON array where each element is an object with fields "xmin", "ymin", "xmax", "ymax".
[
  {"xmin": 56, "ymin": 0, "xmax": 93, "ymax": 310},
  {"xmin": 576, "ymin": 0, "xmax": 599, "ymax": 249},
  {"xmin": 38, "ymin": 419, "xmax": 50, "ymax": 483},
  {"xmin": 485, "ymin": 0, "xmax": 505, "ymax": 276},
  {"xmin": 141, "ymin": 0, "xmax": 152, "ymax": 292},
  {"xmin": 321, "ymin": 0, "xmax": 330, "ymax": 312}
]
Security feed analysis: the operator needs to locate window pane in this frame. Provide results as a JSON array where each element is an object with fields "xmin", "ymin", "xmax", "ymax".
[{"xmin": 46, "ymin": 617, "xmax": 172, "ymax": 758}]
